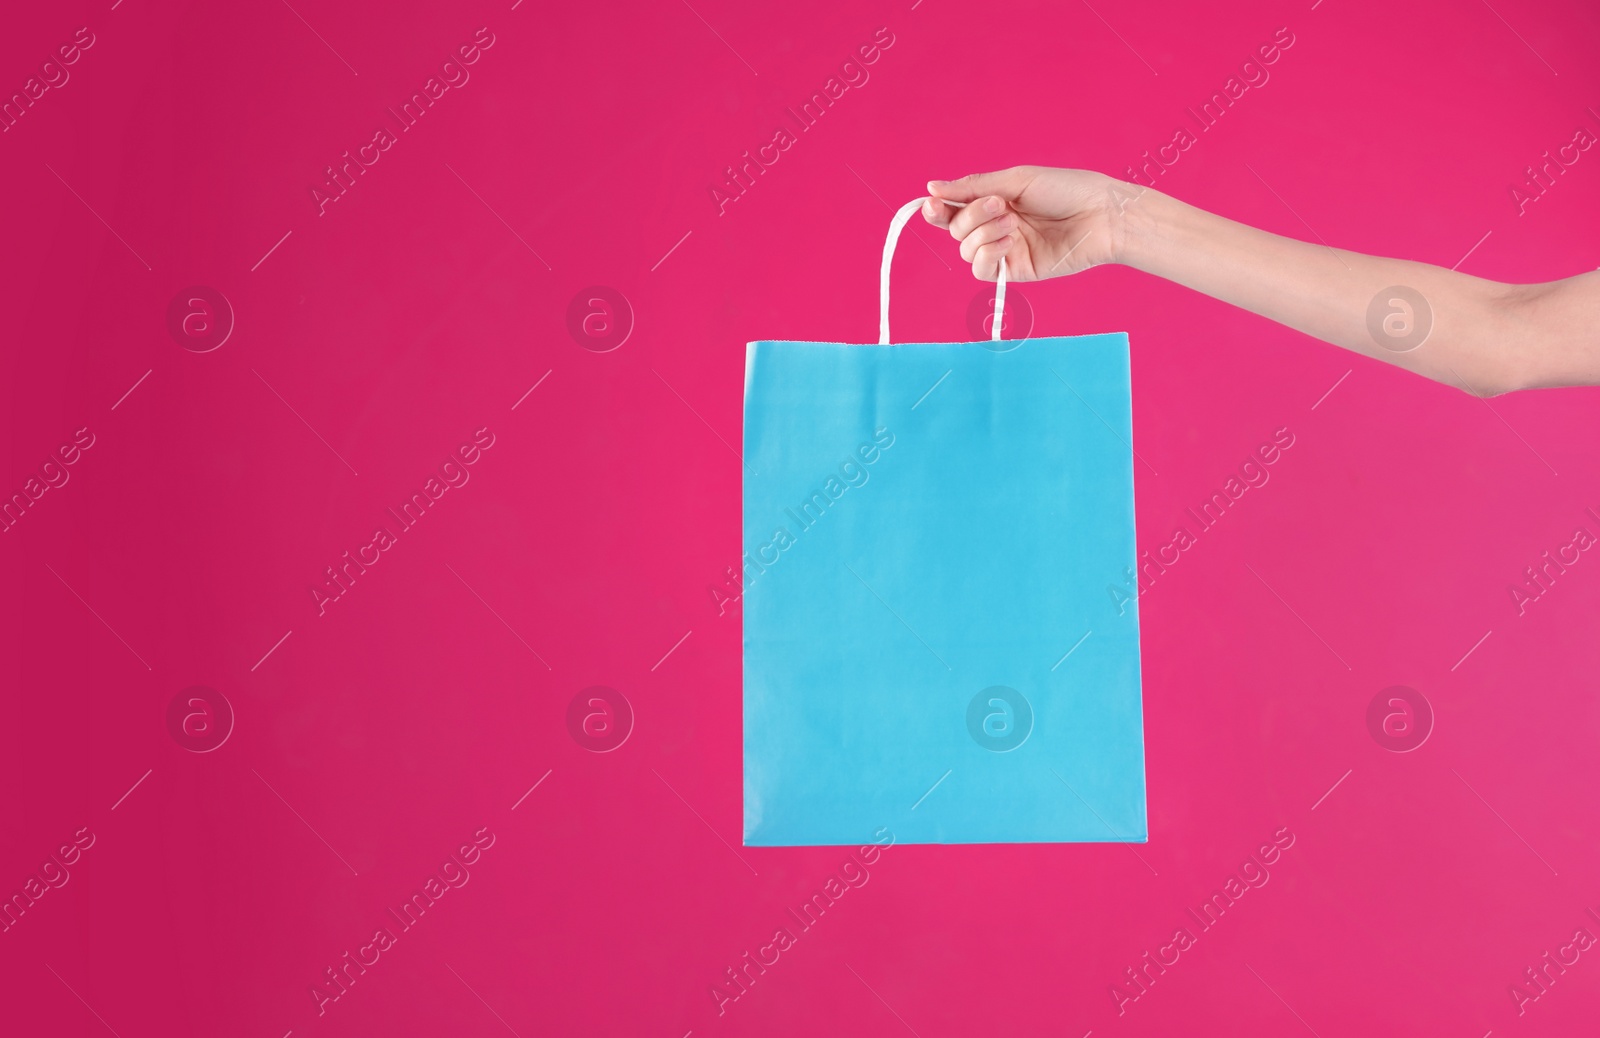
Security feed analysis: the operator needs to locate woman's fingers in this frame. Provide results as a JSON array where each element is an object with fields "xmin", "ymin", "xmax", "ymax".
[
  {"xmin": 928, "ymin": 168, "xmax": 1031, "ymax": 205},
  {"xmin": 922, "ymin": 194, "xmax": 1011, "ymax": 241},
  {"xmin": 923, "ymin": 168, "xmax": 1039, "ymax": 276},
  {"xmin": 971, "ymin": 234, "xmax": 1014, "ymax": 281},
  {"xmin": 946, "ymin": 195, "xmax": 1010, "ymax": 240},
  {"xmin": 921, "ymin": 196, "xmax": 961, "ymax": 229},
  {"xmin": 925, "ymin": 168, "xmax": 1032, "ymax": 233},
  {"xmin": 959, "ymin": 213, "xmax": 1015, "ymax": 264}
]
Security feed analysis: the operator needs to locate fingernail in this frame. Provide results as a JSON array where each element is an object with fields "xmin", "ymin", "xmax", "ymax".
[
  {"xmin": 927, "ymin": 180, "xmax": 945, "ymax": 192},
  {"xmin": 983, "ymin": 196, "xmax": 1002, "ymax": 214}
]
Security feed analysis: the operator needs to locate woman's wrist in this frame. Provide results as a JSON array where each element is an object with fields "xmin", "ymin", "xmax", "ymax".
[{"xmin": 1101, "ymin": 177, "xmax": 1173, "ymax": 271}]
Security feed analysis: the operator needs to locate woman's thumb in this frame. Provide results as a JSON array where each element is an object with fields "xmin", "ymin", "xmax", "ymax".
[{"xmin": 927, "ymin": 168, "xmax": 1025, "ymax": 203}]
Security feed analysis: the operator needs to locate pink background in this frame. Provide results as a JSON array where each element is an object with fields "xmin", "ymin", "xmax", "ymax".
[{"xmin": 3, "ymin": 0, "xmax": 1599, "ymax": 1034}]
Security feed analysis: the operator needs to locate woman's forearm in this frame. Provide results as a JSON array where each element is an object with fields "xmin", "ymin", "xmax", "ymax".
[{"xmin": 1108, "ymin": 183, "xmax": 1591, "ymax": 396}]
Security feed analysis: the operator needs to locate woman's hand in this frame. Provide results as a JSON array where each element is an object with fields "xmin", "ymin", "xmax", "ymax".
[{"xmin": 922, "ymin": 166, "xmax": 1130, "ymax": 282}]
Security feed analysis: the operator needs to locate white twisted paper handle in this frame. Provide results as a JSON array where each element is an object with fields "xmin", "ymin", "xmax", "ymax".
[{"xmin": 879, "ymin": 197, "xmax": 1007, "ymax": 345}]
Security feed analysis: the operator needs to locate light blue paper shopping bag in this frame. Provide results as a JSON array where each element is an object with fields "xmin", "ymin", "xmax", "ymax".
[{"xmin": 743, "ymin": 198, "xmax": 1146, "ymax": 846}]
